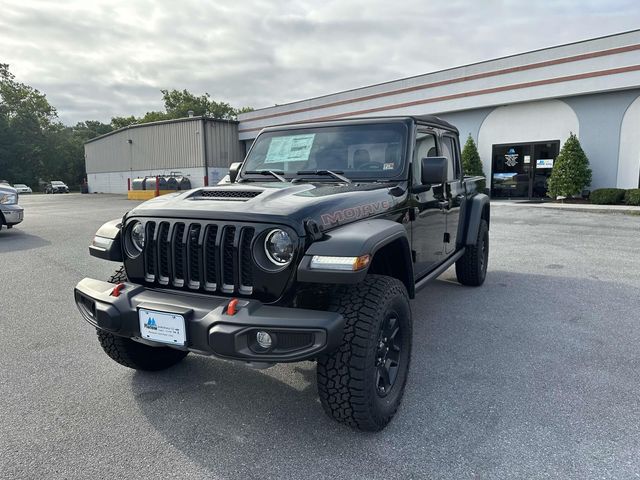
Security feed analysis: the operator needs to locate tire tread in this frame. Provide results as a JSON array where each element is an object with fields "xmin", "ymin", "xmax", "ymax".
[{"xmin": 316, "ymin": 275, "xmax": 411, "ymax": 431}]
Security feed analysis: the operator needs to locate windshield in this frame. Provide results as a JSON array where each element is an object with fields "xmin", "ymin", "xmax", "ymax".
[
  {"xmin": 242, "ymin": 123, "xmax": 408, "ymax": 181},
  {"xmin": 52, "ymin": 181, "xmax": 65, "ymax": 186},
  {"xmin": 14, "ymin": 184, "xmax": 26, "ymax": 188}
]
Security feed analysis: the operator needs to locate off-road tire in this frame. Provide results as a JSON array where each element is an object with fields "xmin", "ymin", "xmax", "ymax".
[
  {"xmin": 108, "ymin": 265, "xmax": 127, "ymax": 284},
  {"xmin": 455, "ymin": 219, "xmax": 489, "ymax": 286},
  {"xmin": 316, "ymin": 275, "xmax": 412, "ymax": 431},
  {"xmin": 97, "ymin": 266, "xmax": 188, "ymax": 371}
]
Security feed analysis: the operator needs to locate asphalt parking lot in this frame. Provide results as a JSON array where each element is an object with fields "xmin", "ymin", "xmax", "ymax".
[{"xmin": 1, "ymin": 193, "xmax": 639, "ymax": 479}]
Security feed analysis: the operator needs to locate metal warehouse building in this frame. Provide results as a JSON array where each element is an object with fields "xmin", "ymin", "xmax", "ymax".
[
  {"xmin": 85, "ymin": 117, "xmax": 243, "ymax": 193},
  {"xmin": 238, "ymin": 29, "xmax": 640, "ymax": 197},
  {"xmin": 87, "ymin": 30, "xmax": 640, "ymax": 197}
]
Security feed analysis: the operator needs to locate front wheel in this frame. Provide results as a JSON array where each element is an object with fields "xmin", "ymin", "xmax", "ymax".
[
  {"xmin": 317, "ymin": 275, "xmax": 412, "ymax": 431},
  {"xmin": 96, "ymin": 266, "xmax": 188, "ymax": 371}
]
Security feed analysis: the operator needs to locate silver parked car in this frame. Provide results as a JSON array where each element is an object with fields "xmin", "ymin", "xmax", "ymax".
[
  {"xmin": 13, "ymin": 183, "xmax": 32, "ymax": 194},
  {"xmin": 0, "ymin": 183, "xmax": 24, "ymax": 230}
]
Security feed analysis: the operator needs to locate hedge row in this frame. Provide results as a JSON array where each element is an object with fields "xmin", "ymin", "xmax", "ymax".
[
  {"xmin": 625, "ymin": 188, "xmax": 640, "ymax": 206},
  {"xmin": 589, "ymin": 188, "xmax": 640, "ymax": 205}
]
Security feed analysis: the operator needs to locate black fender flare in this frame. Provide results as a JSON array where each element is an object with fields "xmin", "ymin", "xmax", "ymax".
[
  {"xmin": 463, "ymin": 193, "xmax": 490, "ymax": 246},
  {"xmin": 89, "ymin": 218, "xmax": 123, "ymax": 262},
  {"xmin": 297, "ymin": 219, "xmax": 414, "ymax": 295}
]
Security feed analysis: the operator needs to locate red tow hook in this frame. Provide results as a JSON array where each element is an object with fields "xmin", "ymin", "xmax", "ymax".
[
  {"xmin": 226, "ymin": 298, "xmax": 239, "ymax": 315},
  {"xmin": 110, "ymin": 283, "xmax": 125, "ymax": 297}
]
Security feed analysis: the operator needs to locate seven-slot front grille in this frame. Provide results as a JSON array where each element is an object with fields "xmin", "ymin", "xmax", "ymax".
[{"xmin": 142, "ymin": 221, "xmax": 255, "ymax": 295}]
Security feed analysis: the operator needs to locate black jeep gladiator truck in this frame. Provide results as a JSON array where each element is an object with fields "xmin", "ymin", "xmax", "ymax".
[{"xmin": 74, "ymin": 116, "xmax": 489, "ymax": 431}]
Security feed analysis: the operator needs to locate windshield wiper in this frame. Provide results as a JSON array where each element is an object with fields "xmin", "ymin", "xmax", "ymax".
[
  {"xmin": 242, "ymin": 170, "xmax": 286, "ymax": 182},
  {"xmin": 293, "ymin": 170, "xmax": 352, "ymax": 184}
]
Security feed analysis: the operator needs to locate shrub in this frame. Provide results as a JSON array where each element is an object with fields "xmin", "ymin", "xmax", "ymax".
[
  {"xmin": 624, "ymin": 188, "xmax": 640, "ymax": 206},
  {"xmin": 547, "ymin": 133, "xmax": 592, "ymax": 199},
  {"xmin": 589, "ymin": 188, "xmax": 626, "ymax": 205},
  {"xmin": 461, "ymin": 134, "xmax": 486, "ymax": 190}
]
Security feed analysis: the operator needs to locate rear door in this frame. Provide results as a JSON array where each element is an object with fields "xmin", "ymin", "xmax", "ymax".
[{"xmin": 440, "ymin": 134, "xmax": 464, "ymax": 254}]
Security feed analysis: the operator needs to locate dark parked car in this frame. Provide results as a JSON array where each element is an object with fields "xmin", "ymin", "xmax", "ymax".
[
  {"xmin": 74, "ymin": 116, "xmax": 490, "ymax": 431},
  {"xmin": 45, "ymin": 181, "xmax": 70, "ymax": 194}
]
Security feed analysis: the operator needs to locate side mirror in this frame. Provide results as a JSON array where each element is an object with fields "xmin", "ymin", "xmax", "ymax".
[
  {"xmin": 421, "ymin": 156, "xmax": 448, "ymax": 186},
  {"xmin": 228, "ymin": 162, "xmax": 243, "ymax": 183}
]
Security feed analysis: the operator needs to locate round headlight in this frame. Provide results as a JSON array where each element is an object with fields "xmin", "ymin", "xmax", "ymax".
[
  {"xmin": 264, "ymin": 229, "xmax": 294, "ymax": 266},
  {"xmin": 126, "ymin": 221, "xmax": 145, "ymax": 257}
]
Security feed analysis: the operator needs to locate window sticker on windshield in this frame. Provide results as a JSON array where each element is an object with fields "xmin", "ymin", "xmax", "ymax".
[
  {"xmin": 383, "ymin": 162, "xmax": 394, "ymax": 170},
  {"xmin": 265, "ymin": 134, "xmax": 315, "ymax": 164}
]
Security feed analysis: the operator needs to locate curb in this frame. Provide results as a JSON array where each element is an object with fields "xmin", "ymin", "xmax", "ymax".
[{"xmin": 493, "ymin": 202, "xmax": 640, "ymax": 215}]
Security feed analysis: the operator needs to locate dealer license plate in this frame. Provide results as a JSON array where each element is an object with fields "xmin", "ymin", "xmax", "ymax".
[{"xmin": 138, "ymin": 308, "xmax": 186, "ymax": 346}]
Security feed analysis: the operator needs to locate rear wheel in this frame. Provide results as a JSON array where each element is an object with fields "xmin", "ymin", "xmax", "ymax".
[
  {"xmin": 316, "ymin": 275, "xmax": 412, "ymax": 431},
  {"xmin": 96, "ymin": 266, "xmax": 188, "ymax": 371},
  {"xmin": 456, "ymin": 219, "xmax": 489, "ymax": 286}
]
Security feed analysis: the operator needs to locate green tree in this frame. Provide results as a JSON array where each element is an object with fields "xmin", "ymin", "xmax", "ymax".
[
  {"xmin": 74, "ymin": 120, "xmax": 113, "ymax": 140},
  {"xmin": 110, "ymin": 115, "xmax": 139, "ymax": 130},
  {"xmin": 0, "ymin": 63, "xmax": 57, "ymax": 186},
  {"xmin": 139, "ymin": 111, "xmax": 168, "ymax": 123},
  {"xmin": 461, "ymin": 134, "xmax": 486, "ymax": 190},
  {"xmin": 160, "ymin": 89, "xmax": 252, "ymax": 120},
  {"xmin": 108, "ymin": 90, "xmax": 253, "ymax": 130},
  {"xmin": 546, "ymin": 133, "xmax": 592, "ymax": 199}
]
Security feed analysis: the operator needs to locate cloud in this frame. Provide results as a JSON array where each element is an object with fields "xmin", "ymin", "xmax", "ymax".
[{"xmin": 0, "ymin": 0, "xmax": 638, "ymax": 124}]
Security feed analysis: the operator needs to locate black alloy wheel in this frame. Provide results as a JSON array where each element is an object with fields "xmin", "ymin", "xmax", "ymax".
[{"xmin": 375, "ymin": 314, "xmax": 402, "ymax": 397}]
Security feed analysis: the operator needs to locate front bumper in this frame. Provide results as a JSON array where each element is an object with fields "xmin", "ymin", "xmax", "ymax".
[
  {"xmin": 1, "ymin": 205, "xmax": 24, "ymax": 225},
  {"xmin": 74, "ymin": 278, "xmax": 344, "ymax": 363}
]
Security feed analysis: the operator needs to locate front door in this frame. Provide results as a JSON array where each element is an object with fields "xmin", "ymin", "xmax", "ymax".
[
  {"xmin": 411, "ymin": 130, "xmax": 446, "ymax": 278},
  {"xmin": 491, "ymin": 141, "xmax": 560, "ymax": 199}
]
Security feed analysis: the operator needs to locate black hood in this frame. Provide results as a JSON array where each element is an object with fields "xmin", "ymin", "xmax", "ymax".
[{"xmin": 128, "ymin": 181, "xmax": 406, "ymax": 236}]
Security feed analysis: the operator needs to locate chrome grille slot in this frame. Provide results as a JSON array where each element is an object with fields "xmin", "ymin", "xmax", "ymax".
[
  {"xmin": 144, "ymin": 221, "xmax": 156, "ymax": 281},
  {"xmin": 139, "ymin": 220, "xmax": 264, "ymax": 297},
  {"xmin": 204, "ymin": 225, "xmax": 219, "ymax": 290},
  {"xmin": 222, "ymin": 226, "xmax": 237, "ymax": 293},
  {"xmin": 239, "ymin": 227, "xmax": 255, "ymax": 294},
  {"xmin": 172, "ymin": 223, "xmax": 186, "ymax": 287},
  {"xmin": 187, "ymin": 224, "xmax": 202, "ymax": 289},
  {"xmin": 157, "ymin": 222, "xmax": 171, "ymax": 285}
]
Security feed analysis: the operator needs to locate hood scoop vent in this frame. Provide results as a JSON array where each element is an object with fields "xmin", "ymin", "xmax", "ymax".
[{"xmin": 191, "ymin": 189, "xmax": 263, "ymax": 201}]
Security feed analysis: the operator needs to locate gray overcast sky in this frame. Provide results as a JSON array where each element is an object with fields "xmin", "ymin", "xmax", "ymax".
[{"xmin": 1, "ymin": 0, "xmax": 638, "ymax": 124}]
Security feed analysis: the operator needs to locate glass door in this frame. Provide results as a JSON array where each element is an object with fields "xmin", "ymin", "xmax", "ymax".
[
  {"xmin": 491, "ymin": 141, "xmax": 560, "ymax": 199},
  {"xmin": 491, "ymin": 144, "xmax": 532, "ymax": 198},
  {"xmin": 532, "ymin": 142, "xmax": 560, "ymax": 198}
]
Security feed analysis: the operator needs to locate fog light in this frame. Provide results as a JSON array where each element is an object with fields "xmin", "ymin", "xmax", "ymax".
[{"xmin": 256, "ymin": 331, "xmax": 273, "ymax": 349}]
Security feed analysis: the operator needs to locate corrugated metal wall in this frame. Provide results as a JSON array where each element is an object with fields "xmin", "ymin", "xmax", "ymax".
[
  {"xmin": 85, "ymin": 118, "xmax": 204, "ymax": 174},
  {"xmin": 85, "ymin": 118, "xmax": 243, "ymax": 175},
  {"xmin": 205, "ymin": 120, "xmax": 243, "ymax": 167}
]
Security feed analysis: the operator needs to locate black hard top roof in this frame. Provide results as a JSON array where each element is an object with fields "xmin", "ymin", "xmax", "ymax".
[
  {"xmin": 261, "ymin": 115, "xmax": 458, "ymax": 135},
  {"xmin": 410, "ymin": 115, "xmax": 458, "ymax": 133}
]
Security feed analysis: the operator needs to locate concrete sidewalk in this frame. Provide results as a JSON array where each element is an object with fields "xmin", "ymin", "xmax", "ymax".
[{"xmin": 493, "ymin": 200, "xmax": 640, "ymax": 215}]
